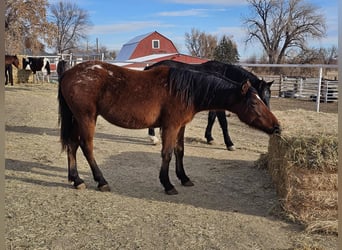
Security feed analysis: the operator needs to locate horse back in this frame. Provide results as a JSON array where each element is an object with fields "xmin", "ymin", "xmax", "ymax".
[{"xmin": 60, "ymin": 61, "xmax": 191, "ymax": 129}]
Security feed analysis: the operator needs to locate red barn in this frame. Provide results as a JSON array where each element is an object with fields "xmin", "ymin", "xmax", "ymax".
[{"xmin": 115, "ymin": 31, "xmax": 207, "ymax": 70}]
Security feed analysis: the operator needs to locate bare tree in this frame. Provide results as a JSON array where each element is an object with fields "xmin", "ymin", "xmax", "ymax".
[
  {"xmin": 185, "ymin": 28, "xmax": 217, "ymax": 59},
  {"xmin": 5, "ymin": 0, "xmax": 56, "ymax": 54},
  {"xmin": 244, "ymin": 0, "xmax": 326, "ymax": 64},
  {"xmin": 49, "ymin": 1, "xmax": 91, "ymax": 54},
  {"xmin": 291, "ymin": 46, "xmax": 338, "ymax": 64}
]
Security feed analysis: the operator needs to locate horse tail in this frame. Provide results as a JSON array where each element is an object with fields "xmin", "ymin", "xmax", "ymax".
[
  {"xmin": 58, "ymin": 78, "xmax": 73, "ymax": 152},
  {"xmin": 57, "ymin": 60, "xmax": 68, "ymax": 81}
]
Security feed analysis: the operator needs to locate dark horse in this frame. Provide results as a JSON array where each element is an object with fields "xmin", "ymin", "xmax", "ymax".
[
  {"xmin": 23, "ymin": 57, "xmax": 51, "ymax": 83},
  {"xmin": 56, "ymin": 59, "xmax": 70, "ymax": 82},
  {"xmin": 5, "ymin": 55, "xmax": 19, "ymax": 85},
  {"xmin": 145, "ymin": 60, "xmax": 273, "ymax": 150},
  {"xmin": 58, "ymin": 61, "xmax": 280, "ymax": 195}
]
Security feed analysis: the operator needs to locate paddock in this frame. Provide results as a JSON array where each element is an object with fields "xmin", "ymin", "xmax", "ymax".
[{"xmin": 5, "ymin": 83, "xmax": 337, "ymax": 249}]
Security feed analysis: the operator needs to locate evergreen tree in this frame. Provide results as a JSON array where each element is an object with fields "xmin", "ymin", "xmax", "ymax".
[{"xmin": 213, "ymin": 35, "xmax": 239, "ymax": 64}]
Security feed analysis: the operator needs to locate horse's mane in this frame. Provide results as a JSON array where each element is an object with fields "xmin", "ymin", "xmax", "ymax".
[
  {"xmin": 168, "ymin": 67, "xmax": 242, "ymax": 107},
  {"xmin": 202, "ymin": 61, "xmax": 261, "ymax": 86},
  {"xmin": 146, "ymin": 60, "xmax": 263, "ymax": 88},
  {"xmin": 144, "ymin": 60, "xmax": 187, "ymax": 70}
]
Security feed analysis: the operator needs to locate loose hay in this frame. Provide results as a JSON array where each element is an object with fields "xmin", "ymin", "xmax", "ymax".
[{"xmin": 261, "ymin": 109, "xmax": 338, "ymax": 234}]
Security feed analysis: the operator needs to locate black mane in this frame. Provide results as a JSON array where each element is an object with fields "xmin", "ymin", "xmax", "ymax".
[
  {"xmin": 202, "ymin": 61, "xmax": 261, "ymax": 87},
  {"xmin": 145, "ymin": 60, "xmax": 261, "ymax": 86},
  {"xmin": 168, "ymin": 67, "xmax": 243, "ymax": 108}
]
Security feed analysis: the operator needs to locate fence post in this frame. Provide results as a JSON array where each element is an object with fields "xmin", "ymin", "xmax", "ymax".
[
  {"xmin": 279, "ymin": 75, "xmax": 283, "ymax": 97},
  {"xmin": 316, "ymin": 67, "xmax": 323, "ymax": 112},
  {"xmin": 324, "ymin": 80, "xmax": 328, "ymax": 103}
]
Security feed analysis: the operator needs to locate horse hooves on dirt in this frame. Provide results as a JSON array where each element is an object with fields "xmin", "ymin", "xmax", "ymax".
[
  {"xmin": 227, "ymin": 145, "xmax": 236, "ymax": 151},
  {"xmin": 165, "ymin": 188, "xmax": 178, "ymax": 195},
  {"xmin": 75, "ymin": 183, "xmax": 87, "ymax": 190},
  {"xmin": 182, "ymin": 180, "xmax": 194, "ymax": 187},
  {"xmin": 98, "ymin": 184, "xmax": 111, "ymax": 192}
]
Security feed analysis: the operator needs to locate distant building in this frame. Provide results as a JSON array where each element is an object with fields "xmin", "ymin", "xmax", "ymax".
[{"xmin": 114, "ymin": 31, "xmax": 207, "ymax": 70}]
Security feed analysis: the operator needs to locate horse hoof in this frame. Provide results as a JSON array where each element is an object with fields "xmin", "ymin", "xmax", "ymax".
[
  {"xmin": 149, "ymin": 136, "xmax": 160, "ymax": 145},
  {"xmin": 206, "ymin": 139, "xmax": 214, "ymax": 145},
  {"xmin": 165, "ymin": 188, "xmax": 178, "ymax": 195},
  {"xmin": 75, "ymin": 183, "xmax": 87, "ymax": 190},
  {"xmin": 98, "ymin": 184, "xmax": 111, "ymax": 192},
  {"xmin": 227, "ymin": 145, "xmax": 236, "ymax": 151},
  {"xmin": 182, "ymin": 180, "xmax": 194, "ymax": 187}
]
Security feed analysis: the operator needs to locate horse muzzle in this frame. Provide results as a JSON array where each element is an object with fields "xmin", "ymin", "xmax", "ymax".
[{"xmin": 272, "ymin": 125, "xmax": 281, "ymax": 135}]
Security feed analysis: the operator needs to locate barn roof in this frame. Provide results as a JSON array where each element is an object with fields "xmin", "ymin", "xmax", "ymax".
[
  {"xmin": 111, "ymin": 53, "xmax": 207, "ymax": 70},
  {"xmin": 116, "ymin": 32, "xmax": 154, "ymax": 61}
]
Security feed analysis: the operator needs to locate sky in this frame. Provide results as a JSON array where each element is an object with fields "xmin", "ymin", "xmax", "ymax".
[{"xmin": 48, "ymin": 0, "xmax": 338, "ymax": 60}]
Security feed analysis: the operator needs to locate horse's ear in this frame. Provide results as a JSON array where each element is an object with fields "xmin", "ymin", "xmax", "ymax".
[
  {"xmin": 268, "ymin": 80, "xmax": 274, "ymax": 87},
  {"xmin": 241, "ymin": 80, "xmax": 251, "ymax": 96}
]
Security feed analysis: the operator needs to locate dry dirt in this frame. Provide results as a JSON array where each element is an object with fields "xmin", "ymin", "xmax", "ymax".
[{"xmin": 5, "ymin": 83, "xmax": 337, "ymax": 249}]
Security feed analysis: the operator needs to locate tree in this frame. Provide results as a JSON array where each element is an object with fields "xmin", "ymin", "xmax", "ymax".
[
  {"xmin": 49, "ymin": 1, "xmax": 91, "ymax": 54},
  {"xmin": 185, "ymin": 28, "xmax": 217, "ymax": 59},
  {"xmin": 213, "ymin": 35, "xmax": 239, "ymax": 64},
  {"xmin": 5, "ymin": 0, "xmax": 56, "ymax": 54},
  {"xmin": 291, "ymin": 46, "xmax": 338, "ymax": 64},
  {"xmin": 243, "ymin": 0, "xmax": 326, "ymax": 64}
]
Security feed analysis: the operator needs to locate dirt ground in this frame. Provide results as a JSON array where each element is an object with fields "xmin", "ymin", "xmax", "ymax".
[{"xmin": 5, "ymin": 83, "xmax": 337, "ymax": 249}]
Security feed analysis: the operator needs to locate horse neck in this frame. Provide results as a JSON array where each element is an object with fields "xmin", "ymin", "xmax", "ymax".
[{"xmin": 194, "ymin": 84, "xmax": 241, "ymax": 112}]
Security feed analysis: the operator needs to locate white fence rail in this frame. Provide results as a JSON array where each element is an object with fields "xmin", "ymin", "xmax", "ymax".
[
  {"xmin": 279, "ymin": 77, "xmax": 338, "ymax": 103},
  {"xmin": 30, "ymin": 56, "xmax": 338, "ymax": 113},
  {"xmin": 239, "ymin": 63, "xmax": 338, "ymax": 112}
]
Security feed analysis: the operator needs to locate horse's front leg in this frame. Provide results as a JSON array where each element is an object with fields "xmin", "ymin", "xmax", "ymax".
[
  {"xmin": 159, "ymin": 127, "xmax": 179, "ymax": 195},
  {"xmin": 174, "ymin": 126, "xmax": 193, "ymax": 187}
]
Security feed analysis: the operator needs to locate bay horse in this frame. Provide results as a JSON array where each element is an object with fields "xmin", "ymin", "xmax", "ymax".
[
  {"xmin": 5, "ymin": 55, "xmax": 19, "ymax": 85},
  {"xmin": 23, "ymin": 57, "xmax": 51, "ymax": 83},
  {"xmin": 145, "ymin": 60, "xmax": 274, "ymax": 150},
  {"xmin": 58, "ymin": 61, "xmax": 281, "ymax": 195}
]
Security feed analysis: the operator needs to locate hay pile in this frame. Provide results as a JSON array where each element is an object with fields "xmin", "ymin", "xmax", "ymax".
[
  {"xmin": 260, "ymin": 109, "xmax": 338, "ymax": 234},
  {"xmin": 12, "ymin": 55, "xmax": 34, "ymax": 84}
]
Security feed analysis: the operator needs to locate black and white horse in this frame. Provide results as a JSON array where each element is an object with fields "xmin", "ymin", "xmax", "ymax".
[{"xmin": 23, "ymin": 57, "xmax": 51, "ymax": 83}]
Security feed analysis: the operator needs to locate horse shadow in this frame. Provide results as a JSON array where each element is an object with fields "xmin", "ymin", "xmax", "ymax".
[
  {"xmin": 5, "ymin": 123, "xmax": 283, "ymax": 220},
  {"xmin": 81, "ymin": 151, "xmax": 281, "ymax": 218},
  {"xmin": 5, "ymin": 159, "xmax": 74, "ymax": 189},
  {"xmin": 5, "ymin": 124, "xmax": 151, "ymax": 146},
  {"xmin": 6, "ymin": 125, "xmax": 59, "ymax": 137}
]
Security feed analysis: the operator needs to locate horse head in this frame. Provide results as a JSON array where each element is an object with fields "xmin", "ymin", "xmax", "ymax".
[
  {"xmin": 256, "ymin": 79, "xmax": 273, "ymax": 108},
  {"xmin": 234, "ymin": 80, "xmax": 281, "ymax": 135},
  {"xmin": 12, "ymin": 55, "xmax": 19, "ymax": 68},
  {"xmin": 22, "ymin": 58, "xmax": 30, "ymax": 70}
]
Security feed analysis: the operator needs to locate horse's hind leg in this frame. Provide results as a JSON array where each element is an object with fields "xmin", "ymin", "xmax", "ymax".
[
  {"xmin": 174, "ymin": 126, "xmax": 193, "ymax": 187},
  {"xmin": 78, "ymin": 118, "xmax": 110, "ymax": 192},
  {"xmin": 216, "ymin": 111, "xmax": 235, "ymax": 151},
  {"xmin": 204, "ymin": 111, "xmax": 216, "ymax": 144},
  {"xmin": 67, "ymin": 121, "xmax": 86, "ymax": 189},
  {"xmin": 68, "ymin": 141, "xmax": 86, "ymax": 189}
]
